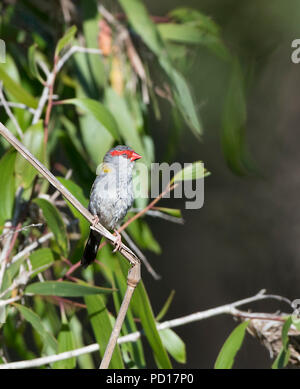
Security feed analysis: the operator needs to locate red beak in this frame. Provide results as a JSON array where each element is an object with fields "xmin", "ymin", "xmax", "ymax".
[{"xmin": 131, "ymin": 151, "xmax": 142, "ymax": 161}]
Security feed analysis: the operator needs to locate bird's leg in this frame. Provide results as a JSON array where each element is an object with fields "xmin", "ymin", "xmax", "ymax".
[
  {"xmin": 91, "ymin": 214, "xmax": 99, "ymax": 227},
  {"xmin": 112, "ymin": 229, "xmax": 122, "ymax": 253}
]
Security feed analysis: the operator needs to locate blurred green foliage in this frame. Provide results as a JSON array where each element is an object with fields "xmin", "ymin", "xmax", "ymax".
[{"xmin": 0, "ymin": 0, "xmax": 256, "ymax": 369}]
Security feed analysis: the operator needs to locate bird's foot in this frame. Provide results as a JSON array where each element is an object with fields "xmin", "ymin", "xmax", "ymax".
[
  {"xmin": 112, "ymin": 230, "xmax": 122, "ymax": 253},
  {"xmin": 91, "ymin": 215, "xmax": 99, "ymax": 227}
]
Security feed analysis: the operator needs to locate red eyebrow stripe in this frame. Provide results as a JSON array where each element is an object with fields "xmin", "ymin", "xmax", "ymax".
[{"xmin": 110, "ymin": 149, "xmax": 132, "ymax": 157}]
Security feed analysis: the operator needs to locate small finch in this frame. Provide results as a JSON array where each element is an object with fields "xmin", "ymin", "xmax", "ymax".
[{"xmin": 81, "ymin": 145, "xmax": 142, "ymax": 268}]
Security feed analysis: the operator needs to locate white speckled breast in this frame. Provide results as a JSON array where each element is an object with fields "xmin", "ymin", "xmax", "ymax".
[{"xmin": 88, "ymin": 156, "xmax": 134, "ymax": 230}]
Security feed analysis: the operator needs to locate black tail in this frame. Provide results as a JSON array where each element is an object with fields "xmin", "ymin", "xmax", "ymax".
[{"xmin": 81, "ymin": 230, "xmax": 102, "ymax": 268}]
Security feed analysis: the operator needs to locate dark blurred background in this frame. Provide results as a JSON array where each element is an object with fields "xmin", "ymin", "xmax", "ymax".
[{"xmin": 139, "ymin": 0, "xmax": 300, "ymax": 368}]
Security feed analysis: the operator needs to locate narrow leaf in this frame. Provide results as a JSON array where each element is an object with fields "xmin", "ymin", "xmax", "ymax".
[
  {"xmin": 85, "ymin": 294, "xmax": 124, "ymax": 368},
  {"xmin": 170, "ymin": 161, "xmax": 210, "ymax": 184},
  {"xmin": 156, "ymin": 290, "xmax": 175, "ymax": 322},
  {"xmin": 158, "ymin": 23, "xmax": 229, "ymax": 60},
  {"xmin": 272, "ymin": 317, "xmax": 292, "ymax": 369},
  {"xmin": 160, "ymin": 328, "xmax": 186, "ymax": 364},
  {"xmin": 0, "ymin": 65, "xmax": 38, "ymax": 108},
  {"xmin": 25, "ymin": 281, "xmax": 114, "ymax": 296},
  {"xmin": 52, "ymin": 320, "xmax": 76, "ymax": 369},
  {"xmin": 153, "ymin": 207, "xmax": 182, "ymax": 218},
  {"xmin": 29, "ymin": 248, "xmax": 54, "ymax": 278},
  {"xmin": 28, "ymin": 44, "xmax": 45, "ymax": 83},
  {"xmin": 104, "ymin": 88, "xmax": 146, "ymax": 161},
  {"xmin": 33, "ymin": 198, "xmax": 69, "ymax": 256},
  {"xmin": 118, "ymin": 0, "xmax": 202, "ymax": 137},
  {"xmin": 215, "ymin": 321, "xmax": 249, "ymax": 369},
  {"xmin": 55, "ymin": 26, "xmax": 77, "ymax": 57},
  {"xmin": 15, "ymin": 121, "xmax": 44, "ymax": 189},
  {"xmin": 0, "ymin": 150, "xmax": 16, "ymax": 225},
  {"xmin": 169, "ymin": 8, "xmax": 220, "ymax": 35},
  {"xmin": 57, "ymin": 177, "xmax": 89, "ymax": 239},
  {"xmin": 59, "ymin": 98, "xmax": 120, "ymax": 140},
  {"xmin": 14, "ymin": 303, "xmax": 57, "ymax": 354},
  {"xmin": 222, "ymin": 59, "xmax": 257, "ymax": 175}
]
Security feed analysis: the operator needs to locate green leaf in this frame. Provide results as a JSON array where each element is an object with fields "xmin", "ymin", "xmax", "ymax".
[
  {"xmin": 29, "ymin": 248, "xmax": 54, "ymax": 278},
  {"xmin": 80, "ymin": 0, "xmax": 106, "ymax": 91},
  {"xmin": 25, "ymin": 281, "xmax": 114, "ymax": 297},
  {"xmin": 60, "ymin": 116, "xmax": 86, "ymax": 158},
  {"xmin": 160, "ymin": 328, "xmax": 186, "ymax": 364},
  {"xmin": 156, "ymin": 290, "xmax": 175, "ymax": 322},
  {"xmin": 169, "ymin": 8, "xmax": 220, "ymax": 35},
  {"xmin": 57, "ymin": 177, "xmax": 89, "ymax": 238},
  {"xmin": 0, "ymin": 150, "xmax": 16, "ymax": 225},
  {"xmin": 15, "ymin": 120, "xmax": 44, "ymax": 189},
  {"xmin": 59, "ymin": 98, "xmax": 120, "ymax": 141},
  {"xmin": 3, "ymin": 313, "xmax": 36, "ymax": 360},
  {"xmin": 0, "ymin": 65, "xmax": 38, "ymax": 108},
  {"xmin": 58, "ymin": 130, "xmax": 95, "ymax": 188},
  {"xmin": 69, "ymin": 315, "xmax": 94, "ymax": 369},
  {"xmin": 104, "ymin": 88, "xmax": 146, "ymax": 162},
  {"xmin": 52, "ymin": 320, "xmax": 76, "ymax": 369},
  {"xmin": 14, "ymin": 303, "xmax": 57, "ymax": 354},
  {"xmin": 170, "ymin": 161, "xmax": 210, "ymax": 184},
  {"xmin": 163, "ymin": 66, "xmax": 203, "ymax": 138},
  {"xmin": 158, "ymin": 23, "xmax": 229, "ymax": 60},
  {"xmin": 118, "ymin": 0, "xmax": 202, "ymax": 138},
  {"xmin": 118, "ymin": 0, "xmax": 165, "ymax": 56},
  {"xmin": 222, "ymin": 59, "xmax": 257, "ymax": 175},
  {"xmin": 57, "ymin": 176, "xmax": 90, "ymax": 261},
  {"xmin": 119, "ymin": 260, "xmax": 172, "ymax": 368},
  {"xmin": 153, "ymin": 207, "xmax": 182, "ymax": 218},
  {"xmin": 28, "ymin": 43, "xmax": 45, "ymax": 83},
  {"xmin": 1, "ymin": 258, "xmax": 23, "ymax": 294},
  {"xmin": 55, "ymin": 25, "xmax": 77, "ymax": 58},
  {"xmin": 158, "ymin": 23, "xmax": 215, "ymax": 44},
  {"xmin": 33, "ymin": 198, "xmax": 69, "ymax": 256},
  {"xmin": 126, "ymin": 219, "xmax": 161, "ymax": 254},
  {"xmin": 215, "ymin": 321, "xmax": 249, "ymax": 369},
  {"xmin": 85, "ymin": 294, "xmax": 124, "ymax": 368},
  {"xmin": 272, "ymin": 317, "xmax": 292, "ymax": 369}
]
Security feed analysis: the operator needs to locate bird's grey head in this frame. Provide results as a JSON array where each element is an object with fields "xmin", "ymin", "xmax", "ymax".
[{"xmin": 103, "ymin": 145, "xmax": 142, "ymax": 166}]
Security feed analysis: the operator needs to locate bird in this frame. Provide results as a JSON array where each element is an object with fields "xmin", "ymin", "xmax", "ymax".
[{"xmin": 81, "ymin": 145, "xmax": 142, "ymax": 268}]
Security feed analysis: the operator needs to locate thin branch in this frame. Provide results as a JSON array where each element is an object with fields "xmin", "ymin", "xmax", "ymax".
[
  {"xmin": 37, "ymin": 60, "xmax": 50, "ymax": 78},
  {"xmin": 119, "ymin": 183, "xmax": 177, "ymax": 234},
  {"xmin": 32, "ymin": 46, "xmax": 102, "ymax": 124},
  {"xmin": 9, "ymin": 232, "xmax": 53, "ymax": 266},
  {"xmin": 43, "ymin": 55, "xmax": 58, "ymax": 146},
  {"xmin": 0, "ymin": 290, "xmax": 291, "ymax": 369},
  {"xmin": 0, "ymin": 102, "xmax": 36, "ymax": 115},
  {"xmin": 50, "ymin": 169, "xmax": 72, "ymax": 202},
  {"xmin": 0, "ymin": 263, "xmax": 49, "ymax": 299},
  {"xmin": 0, "ymin": 187, "xmax": 23, "ymax": 289},
  {"xmin": 57, "ymin": 46, "xmax": 102, "ymax": 73},
  {"xmin": 121, "ymin": 229, "xmax": 161, "ymax": 280},
  {"xmin": 0, "ymin": 224, "xmax": 43, "ymax": 241},
  {"xmin": 0, "ymin": 221, "xmax": 12, "ymax": 289},
  {"xmin": 131, "ymin": 208, "xmax": 184, "ymax": 224},
  {"xmin": 99, "ymin": 284, "xmax": 136, "ymax": 369},
  {"xmin": 0, "ymin": 295, "xmax": 21, "ymax": 307},
  {"xmin": 0, "ymin": 83, "xmax": 23, "ymax": 140}
]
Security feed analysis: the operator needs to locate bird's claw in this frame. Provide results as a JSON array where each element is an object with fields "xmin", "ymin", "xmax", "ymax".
[
  {"xmin": 113, "ymin": 230, "xmax": 122, "ymax": 253},
  {"xmin": 91, "ymin": 215, "xmax": 99, "ymax": 227}
]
